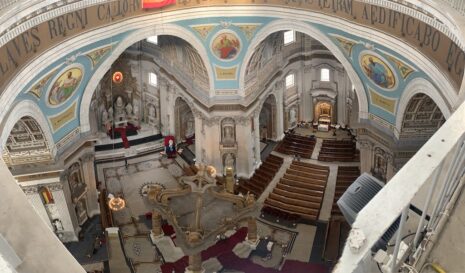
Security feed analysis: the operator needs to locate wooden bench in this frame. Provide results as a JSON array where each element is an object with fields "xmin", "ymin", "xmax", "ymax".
[
  {"xmin": 264, "ymin": 198, "xmax": 319, "ymax": 220},
  {"xmin": 282, "ymin": 173, "xmax": 327, "ymax": 186},
  {"xmin": 280, "ymin": 177, "xmax": 326, "ymax": 191},
  {"xmin": 273, "ymin": 187, "xmax": 323, "ymax": 203},
  {"xmin": 275, "ymin": 183, "xmax": 324, "ymax": 197}
]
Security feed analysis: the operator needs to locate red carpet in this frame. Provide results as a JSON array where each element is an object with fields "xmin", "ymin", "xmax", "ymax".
[
  {"xmin": 160, "ymin": 227, "xmax": 329, "ymax": 273},
  {"xmin": 161, "ymin": 227, "xmax": 247, "ymax": 273},
  {"xmin": 108, "ymin": 124, "xmax": 140, "ymax": 149}
]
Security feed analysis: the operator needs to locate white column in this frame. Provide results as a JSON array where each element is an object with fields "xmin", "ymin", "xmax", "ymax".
[
  {"xmin": 275, "ymin": 87, "xmax": 284, "ymax": 140},
  {"xmin": 359, "ymin": 140, "xmax": 373, "ymax": 174},
  {"xmin": 202, "ymin": 120, "xmax": 222, "ymax": 170},
  {"xmin": 158, "ymin": 79, "xmax": 170, "ymax": 135},
  {"xmin": 235, "ymin": 119, "xmax": 254, "ymax": 178},
  {"xmin": 194, "ymin": 116, "xmax": 203, "ymax": 163},
  {"xmin": 254, "ymin": 115, "xmax": 261, "ymax": 166},
  {"xmin": 81, "ymin": 153, "xmax": 100, "ymax": 217}
]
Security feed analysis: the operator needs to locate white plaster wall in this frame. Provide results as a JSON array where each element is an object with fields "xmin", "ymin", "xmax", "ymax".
[{"xmin": 25, "ymin": 193, "xmax": 53, "ymax": 230}]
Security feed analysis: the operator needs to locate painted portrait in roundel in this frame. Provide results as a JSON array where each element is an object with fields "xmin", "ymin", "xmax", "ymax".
[
  {"xmin": 212, "ymin": 32, "xmax": 241, "ymax": 61},
  {"xmin": 360, "ymin": 54, "xmax": 396, "ymax": 89},
  {"xmin": 48, "ymin": 67, "xmax": 83, "ymax": 106}
]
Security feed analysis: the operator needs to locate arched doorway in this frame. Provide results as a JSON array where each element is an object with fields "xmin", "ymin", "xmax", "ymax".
[{"xmin": 259, "ymin": 95, "xmax": 277, "ymax": 141}]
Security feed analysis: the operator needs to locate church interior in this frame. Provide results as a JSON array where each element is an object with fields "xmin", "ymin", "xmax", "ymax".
[{"xmin": 0, "ymin": 1, "xmax": 465, "ymax": 273}]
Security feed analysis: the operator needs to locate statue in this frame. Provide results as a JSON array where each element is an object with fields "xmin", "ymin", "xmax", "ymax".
[
  {"xmin": 289, "ymin": 108, "xmax": 296, "ymax": 125},
  {"xmin": 114, "ymin": 96, "xmax": 127, "ymax": 127},
  {"xmin": 186, "ymin": 118, "xmax": 194, "ymax": 137},
  {"xmin": 223, "ymin": 125, "xmax": 234, "ymax": 143},
  {"xmin": 101, "ymin": 109, "xmax": 111, "ymax": 132},
  {"xmin": 149, "ymin": 105, "xmax": 156, "ymax": 118},
  {"xmin": 108, "ymin": 107, "xmax": 114, "ymax": 121},
  {"xmin": 125, "ymin": 102, "xmax": 133, "ymax": 116},
  {"xmin": 115, "ymin": 96, "xmax": 125, "ymax": 115}
]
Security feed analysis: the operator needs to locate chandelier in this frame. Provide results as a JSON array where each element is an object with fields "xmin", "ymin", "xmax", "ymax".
[{"xmin": 108, "ymin": 193, "xmax": 126, "ymax": 211}]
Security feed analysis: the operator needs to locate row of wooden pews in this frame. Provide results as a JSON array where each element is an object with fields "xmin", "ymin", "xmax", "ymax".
[
  {"xmin": 275, "ymin": 134, "xmax": 316, "ymax": 159},
  {"xmin": 264, "ymin": 161, "xmax": 329, "ymax": 221},
  {"xmin": 318, "ymin": 140, "xmax": 359, "ymax": 162},
  {"xmin": 331, "ymin": 166, "xmax": 360, "ymax": 216},
  {"xmin": 236, "ymin": 154, "xmax": 284, "ymax": 197}
]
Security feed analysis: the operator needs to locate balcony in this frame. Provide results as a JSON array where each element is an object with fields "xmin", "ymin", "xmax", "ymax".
[{"xmin": 334, "ymin": 97, "xmax": 465, "ymax": 272}]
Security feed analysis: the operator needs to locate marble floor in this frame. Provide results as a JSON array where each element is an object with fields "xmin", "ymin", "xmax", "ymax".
[
  {"xmin": 96, "ymin": 153, "xmax": 185, "ymax": 273},
  {"xmin": 94, "ymin": 129, "xmax": 355, "ymax": 272}
]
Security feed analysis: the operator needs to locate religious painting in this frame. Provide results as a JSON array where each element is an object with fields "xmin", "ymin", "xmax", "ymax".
[
  {"xmin": 237, "ymin": 24, "xmax": 260, "ymax": 41},
  {"xmin": 48, "ymin": 67, "xmax": 83, "ymax": 106},
  {"xmin": 386, "ymin": 55, "xmax": 415, "ymax": 79},
  {"xmin": 86, "ymin": 45, "xmax": 112, "ymax": 68},
  {"xmin": 360, "ymin": 53, "xmax": 396, "ymax": 89},
  {"xmin": 191, "ymin": 25, "xmax": 216, "ymax": 40},
  {"xmin": 331, "ymin": 35, "xmax": 357, "ymax": 58},
  {"xmin": 212, "ymin": 32, "xmax": 241, "ymax": 61},
  {"xmin": 28, "ymin": 69, "xmax": 57, "ymax": 99}
]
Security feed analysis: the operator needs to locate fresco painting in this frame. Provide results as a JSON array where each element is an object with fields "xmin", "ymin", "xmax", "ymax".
[
  {"xmin": 212, "ymin": 32, "xmax": 241, "ymax": 61},
  {"xmin": 48, "ymin": 68, "xmax": 83, "ymax": 106},
  {"xmin": 360, "ymin": 53, "xmax": 396, "ymax": 89}
]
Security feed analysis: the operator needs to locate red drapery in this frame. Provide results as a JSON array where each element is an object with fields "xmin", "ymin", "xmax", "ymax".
[{"xmin": 142, "ymin": 0, "xmax": 176, "ymax": 9}]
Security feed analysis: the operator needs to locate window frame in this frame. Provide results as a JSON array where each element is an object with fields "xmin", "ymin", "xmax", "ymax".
[
  {"xmin": 285, "ymin": 73, "xmax": 295, "ymax": 89},
  {"xmin": 320, "ymin": 68, "xmax": 330, "ymax": 82},
  {"xmin": 148, "ymin": 72, "xmax": 158, "ymax": 87},
  {"xmin": 283, "ymin": 30, "xmax": 295, "ymax": 45}
]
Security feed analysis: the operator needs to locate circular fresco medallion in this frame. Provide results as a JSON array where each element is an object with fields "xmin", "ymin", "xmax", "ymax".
[
  {"xmin": 48, "ymin": 67, "xmax": 83, "ymax": 106},
  {"xmin": 360, "ymin": 53, "xmax": 396, "ymax": 89},
  {"xmin": 211, "ymin": 32, "xmax": 241, "ymax": 61}
]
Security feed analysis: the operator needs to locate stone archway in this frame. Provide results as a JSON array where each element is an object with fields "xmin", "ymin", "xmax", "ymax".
[{"xmin": 2, "ymin": 115, "xmax": 54, "ymax": 166}]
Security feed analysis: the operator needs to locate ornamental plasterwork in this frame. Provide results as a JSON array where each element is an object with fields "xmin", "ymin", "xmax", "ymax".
[
  {"xmin": 234, "ymin": 116, "xmax": 250, "ymax": 126},
  {"xmin": 22, "ymin": 182, "xmax": 63, "ymax": 195},
  {"xmin": 191, "ymin": 25, "xmax": 216, "ymax": 40},
  {"xmin": 237, "ymin": 24, "xmax": 260, "ymax": 41}
]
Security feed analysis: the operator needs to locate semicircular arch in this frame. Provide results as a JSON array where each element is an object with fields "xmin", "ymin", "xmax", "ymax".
[
  {"xmin": 80, "ymin": 23, "xmax": 214, "ymax": 132},
  {"xmin": 395, "ymin": 78, "xmax": 451, "ymax": 139},
  {"xmin": 239, "ymin": 19, "xmax": 369, "ymax": 120},
  {"xmin": 0, "ymin": 100, "xmax": 56, "ymax": 157}
]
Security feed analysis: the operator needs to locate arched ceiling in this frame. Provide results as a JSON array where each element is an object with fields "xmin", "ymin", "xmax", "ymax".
[
  {"xmin": 400, "ymin": 93, "xmax": 445, "ymax": 139},
  {"xmin": 155, "ymin": 35, "xmax": 210, "ymax": 91},
  {"xmin": 0, "ymin": 3, "xmax": 462, "ymax": 151},
  {"xmin": 2, "ymin": 116, "xmax": 53, "ymax": 166}
]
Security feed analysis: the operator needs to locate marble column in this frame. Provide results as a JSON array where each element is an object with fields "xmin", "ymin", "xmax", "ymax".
[
  {"xmin": 81, "ymin": 153, "xmax": 100, "ymax": 217},
  {"xmin": 158, "ymin": 78, "xmax": 170, "ymax": 135},
  {"xmin": 253, "ymin": 115, "xmax": 261, "ymax": 167},
  {"xmin": 187, "ymin": 253, "xmax": 203, "ymax": 273},
  {"xmin": 386, "ymin": 154, "xmax": 395, "ymax": 182},
  {"xmin": 358, "ymin": 140, "xmax": 373, "ymax": 174},
  {"xmin": 235, "ymin": 118, "xmax": 255, "ymax": 178},
  {"xmin": 275, "ymin": 83, "xmax": 285, "ymax": 140},
  {"xmin": 194, "ymin": 116, "xmax": 203, "ymax": 163}
]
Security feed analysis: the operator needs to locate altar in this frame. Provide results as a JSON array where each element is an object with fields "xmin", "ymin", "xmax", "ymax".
[{"xmin": 317, "ymin": 115, "xmax": 331, "ymax": 132}]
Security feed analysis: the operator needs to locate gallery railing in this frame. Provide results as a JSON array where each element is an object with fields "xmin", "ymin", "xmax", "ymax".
[{"xmin": 334, "ymin": 100, "xmax": 465, "ymax": 272}]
